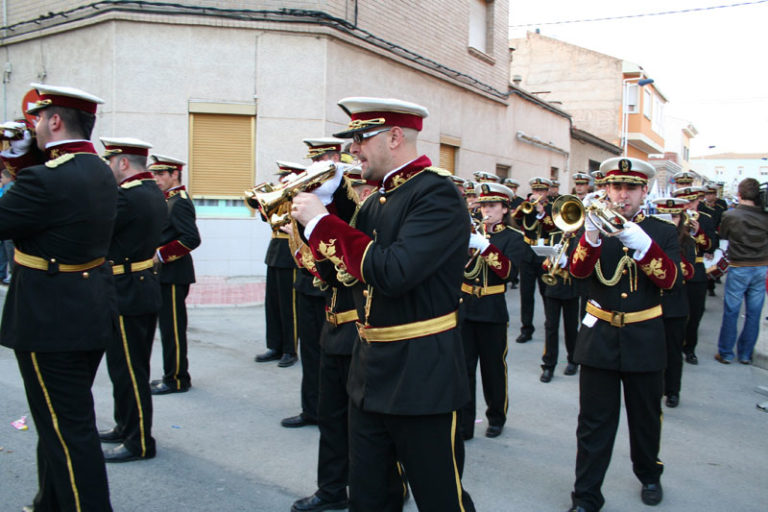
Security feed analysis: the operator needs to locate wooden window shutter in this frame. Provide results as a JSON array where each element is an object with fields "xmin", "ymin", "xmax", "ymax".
[
  {"xmin": 189, "ymin": 113, "xmax": 255, "ymax": 198},
  {"xmin": 439, "ymin": 144, "xmax": 456, "ymax": 173}
]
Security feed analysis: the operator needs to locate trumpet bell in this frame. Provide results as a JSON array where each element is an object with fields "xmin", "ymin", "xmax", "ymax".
[
  {"xmin": 550, "ymin": 194, "xmax": 585, "ymax": 233},
  {"xmin": 540, "ymin": 273, "xmax": 558, "ymax": 286}
]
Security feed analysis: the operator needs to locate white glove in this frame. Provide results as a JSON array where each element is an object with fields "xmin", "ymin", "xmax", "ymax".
[
  {"xmin": 310, "ymin": 161, "xmax": 344, "ymax": 206},
  {"xmin": 468, "ymin": 232, "xmax": 491, "ymax": 252},
  {"xmin": 1, "ymin": 128, "xmax": 33, "ymax": 158},
  {"xmin": 557, "ymin": 252, "xmax": 569, "ymax": 268},
  {"xmin": 617, "ymin": 221, "xmax": 652, "ymax": 259},
  {"xmin": 584, "ymin": 212, "xmax": 599, "ymax": 234}
]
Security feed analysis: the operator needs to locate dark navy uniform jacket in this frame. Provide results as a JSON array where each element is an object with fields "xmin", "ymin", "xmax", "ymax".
[
  {"xmin": 108, "ymin": 172, "xmax": 167, "ymax": 316},
  {"xmin": 157, "ymin": 186, "xmax": 200, "ymax": 285},
  {"xmin": 0, "ymin": 146, "xmax": 118, "ymax": 352}
]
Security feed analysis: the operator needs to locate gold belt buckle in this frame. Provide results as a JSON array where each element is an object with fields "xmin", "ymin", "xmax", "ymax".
[
  {"xmin": 356, "ymin": 322, "xmax": 368, "ymax": 343},
  {"xmin": 610, "ymin": 311, "xmax": 625, "ymax": 328},
  {"xmin": 327, "ymin": 312, "xmax": 337, "ymax": 326},
  {"xmin": 473, "ymin": 286, "xmax": 483, "ymax": 298}
]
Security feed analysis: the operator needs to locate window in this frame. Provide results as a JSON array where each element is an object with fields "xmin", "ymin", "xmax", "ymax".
[
  {"xmin": 643, "ymin": 88, "xmax": 652, "ymax": 119},
  {"xmin": 588, "ymin": 159, "xmax": 600, "ymax": 172},
  {"xmin": 469, "ymin": 0, "xmax": 493, "ymax": 55},
  {"xmin": 188, "ymin": 102, "xmax": 256, "ymax": 217},
  {"xmin": 439, "ymin": 144, "xmax": 457, "ymax": 173},
  {"xmin": 550, "ymin": 166, "xmax": 559, "ymax": 181},
  {"xmin": 760, "ymin": 166, "xmax": 768, "ymax": 176},
  {"xmin": 715, "ymin": 166, "xmax": 724, "ymax": 176},
  {"xmin": 495, "ymin": 164, "xmax": 510, "ymax": 180},
  {"xmin": 682, "ymin": 146, "xmax": 690, "ymax": 162},
  {"xmin": 652, "ymin": 97, "xmax": 664, "ymax": 136},
  {"xmin": 625, "ymin": 84, "xmax": 639, "ymax": 114}
]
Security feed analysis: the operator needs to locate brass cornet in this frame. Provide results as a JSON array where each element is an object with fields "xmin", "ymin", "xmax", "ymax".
[
  {"xmin": 584, "ymin": 190, "xmax": 628, "ymax": 236},
  {"xmin": 514, "ymin": 195, "xmax": 543, "ymax": 216},
  {"xmin": 684, "ymin": 209, "xmax": 699, "ymax": 227},
  {"xmin": 244, "ymin": 161, "xmax": 336, "ymax": 228},
  {"xmin": 541, "ymin": 195, "xmax": 585, "ymax": 286}
]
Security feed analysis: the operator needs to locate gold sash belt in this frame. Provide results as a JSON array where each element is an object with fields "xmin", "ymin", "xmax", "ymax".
[
  {"xmin": 461, "ymin": 283, "xmax": 506, "ymax": 297},
  {"xmin": 695, "ymin": 257, "xmax": 703, "ymax": 264},
  {"xmin": 326, "ymin": 308, "xmax": 359, "ymax": 326},
  {"xmin": 112, "ymin": 258, "xmax": 155, "ymax": 275},
  {"xmin": 272, "ymin": 231, "xmax": 289, "ymax": 239},
  {"xmin": 357, "ymin": 311, "xmax": 458, "ymax": 343},
  {"xmin": 14, "ymin": 248, "xmax": 105, "ymax": 274},
  {"xmin": 585, "ymin": 302, "xmax": 662, "ymax": 328}
]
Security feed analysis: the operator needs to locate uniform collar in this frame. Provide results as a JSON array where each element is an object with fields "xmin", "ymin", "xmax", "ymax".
[
  {"xmin": 165, "ymin": 184, "xmax": 186, "ymax": 199},
  {"xmin": 120, "ymin": 171, "xmax": 155, "ymax": 186},
  {"xmin": 44, "ymin": 139, "xmax": 97, "ymax": 161},
  {"xmin": 379, "ymin": 155, "xmax": 432, "ymax": 192}
]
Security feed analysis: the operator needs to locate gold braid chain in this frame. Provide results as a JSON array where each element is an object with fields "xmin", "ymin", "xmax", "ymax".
[{"xmin": 594, "ymin": 255, "xmax": 638, "ymax": 292}]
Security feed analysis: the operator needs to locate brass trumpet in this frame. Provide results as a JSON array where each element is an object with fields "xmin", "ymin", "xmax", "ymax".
[
  {"xmin": 584, "ymin": 190, "xmax": 628, "ymax": 236},
  {"xmin": 684, "ymin": 209, "xmax": 699, "ymax": 227},
  {"xmin": 244, "ymin": 161, "xmax": 336, "ymax": 227},
  {"xmin": 514, "ymin": 195, "xmax": 543, "ymax": 216},
  {"xmin": 541, "ymin": 195, "xmax": 585, "ymax": 286},
  {"xmin": 464, "ymin": 215, "xmax": 489, "ymax": 280}
]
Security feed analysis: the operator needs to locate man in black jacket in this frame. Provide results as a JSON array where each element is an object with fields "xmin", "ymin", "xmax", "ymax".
[
  {"xmin": 293, "ymin": 97, "xmax": 475, "ymax": 511},
  {"xmin": 0, "ymin": 83, "xmax": 116, "ymax": 511},
  {"xmin": 149, "ymin": 155, "xmax": 201, "ymax": 394},
  {"xmin": 98, "ymin": 137, "xmax": 167, "ymax": 461}
]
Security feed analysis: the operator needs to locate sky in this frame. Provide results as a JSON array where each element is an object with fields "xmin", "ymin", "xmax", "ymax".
[{"xmin": 508, "ymin": 0, "xmax": 768, "ymax": 157}]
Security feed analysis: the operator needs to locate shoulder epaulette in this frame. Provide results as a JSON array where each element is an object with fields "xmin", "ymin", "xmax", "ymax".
[
  {"xmin": 180, "ymin": 190, "xmax": 188, "ymax": 199},
  {"xmin": 121, "ymin": 180, "xmax": 143, "ymax": 190},
  {"xmin": 45, "ymin": 153, "xmax": 76, "ymax": 168},
  {"xmin": 424, "ymin": 166, "xmax": 453, "ymax": 177},
  {"xmin": 650, "ymin": 214, "xmax": 676, "ymax": 226}
]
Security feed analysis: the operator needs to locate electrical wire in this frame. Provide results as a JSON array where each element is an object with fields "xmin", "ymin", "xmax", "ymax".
[{"xmin": 509, "ymin": 0, "xmax": 768, "ymax": 28}]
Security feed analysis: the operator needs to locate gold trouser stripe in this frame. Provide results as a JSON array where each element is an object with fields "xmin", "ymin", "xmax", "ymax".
[
  {"xmin": 585, "ymin": 302, "xmax": 662, "ymax": 327},
  {"xmin": 450, "ymin": 411, "xmax": 466, "ymax": 512},
  {"xmin": 30, "ymin": 353, "xmax": 82, "ymax": 512},
  {"xmin": 14, "ymin": 248, "xmax": 104, "ymax": 273},
  {"xmin": 357, "ymin": 311, "xmax": 458, "ymax": 343},
  {"xmin": 326, "ymin": 308, "xmax": 359, "ymax": 326},
  {"xmin": 503, "ymin": 329, "xmax": 509, "ymax": 415},
  {"xmin": 112, "ymin": 258, "xmax": 154, "ymax": 275},
  {"xmin": 292, "ymin": 269, "xmax": 298, "ymax": 352},
  {"xmin": 172, "ymin": 285, "xmax": 181, "ymax": 389},
  {"xmin": 396, "ymin": 461, "xmax": 407, "ymax": 499},
  {"xmin": 460, "ymin": 283, "xmax": 506, "ymax": 297},
  {"xmin": 695, "ymin": 257, "xmax": 703, "ymax": 264},
  {"xmin": 119, "ymin": 316, "xmax": 147, "ymax": 457}
]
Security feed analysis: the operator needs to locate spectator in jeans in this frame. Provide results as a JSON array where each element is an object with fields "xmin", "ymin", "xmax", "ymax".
[{"xmin": 715, "ymin": 178, "xmax": 768, "ymax": 364}]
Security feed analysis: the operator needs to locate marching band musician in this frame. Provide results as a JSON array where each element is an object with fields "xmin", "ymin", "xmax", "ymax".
[
  {"xmin": 98, "ymin": 137, "xmax": 167, "ymax": 462},
  {"xmin": 566, "ymin": 157, "xmax": 680, "ymax": 512},
  {"xmin": 291, "ymin": 97, "xmax": 475, "ymax": 511},
  {"xmin": 514, "ymin": 176, "xmax": 555, "ymax": 343},
  {"xmin": 572, "ymin": 173, "xmax": 591, "ymax": 201},
  {"xmin": 254, "ymin": 162, "xmax": 306, "ymax": 368},
  {"xmin": 590, "ymin": 169, "xmax": 606, "ymax": 191},
  {"xmin": 459, "ymin": 182, "xmax": 531, "ymax": 439},
  {"xmin": 548, "ymin": 179, "xmax": 561, "ymax": 201},
  {"xmin": 503, "ymin": 178, "xmax": 524, "ymax": 210},
  {"xmin": 652, "ymin": 197, "xmax": 694, "ymax": 409},
  {"xmin": 0, "ymin": 84, "xmax": 117, "ymax": 511},
  {"xmin": 149, "ymin": 154, "xmax": 201, "ymax": 395},
  {"xmin": 464, "ymin": 180, "xmax": 479, "ymax": 216},
  {"xmin": 672, "ymin": 186, "xmax": 716, "ymax": 365},
  {"xmin": 539, "ymin": 214, "xmax": 582, "ymax": 383}
]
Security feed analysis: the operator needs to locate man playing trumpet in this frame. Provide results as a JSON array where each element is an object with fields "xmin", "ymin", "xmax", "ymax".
[{"xmin": 565, "ymin": 157, "xmax": 680, "ymax": 512}]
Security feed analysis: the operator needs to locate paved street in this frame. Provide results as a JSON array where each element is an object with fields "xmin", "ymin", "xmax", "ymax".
[{"xmin": 1, "ymin": 284, "xmax": 767, "ymax": 511}]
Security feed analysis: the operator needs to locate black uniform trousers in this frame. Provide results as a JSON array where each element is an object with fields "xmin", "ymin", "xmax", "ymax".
[
  {"xmin": 663, "ymin": 316, "xmax": 687, "ymax": 397},
  {"xmin": 297, "ymin": 291, "xmax": 324, "ymax": 421},
  {"xmin": 459, "ymin": 320, "xmax": 508, "ymax": 438},
  {"xmin": 16, "ymin": 350, "xmax": 112, "ymax": 512},
  {"xmin": 265, "ymin": 266, "xmax": 297, "ymax": 355},
  {"xmin": 106, "ymin": 313, "xmax": 157, "ymax": 457},
  {"xmin": 573, "ymin": 366, "xmax": 664, "ymax": 511},
  {"xmin": 519, "ymin": 256, "xmax": 545, "ymax": 336},
  {"xmin": 683, "ymin": 281, "xmax": 707, "ymax": 356},
  {"xmin": 542, "ymin": 296, "xmax": 579, "ymax": 369},
  {"xmin": 348, "ymin": 404, "xmax": 474, "ymax": 512},
  {"xmin": 316, "ymin": 352, "xmax": 352, "ymax": 502},
  {"xmin": 158, "ymin": 283, "xmax": 191, "ymax": 389}
]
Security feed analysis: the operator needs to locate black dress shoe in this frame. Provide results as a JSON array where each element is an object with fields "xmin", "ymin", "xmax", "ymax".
[
  {"xmin": 684, "ymin": 353, "xmax": 698, "ymax": 365},
  {"xmin": 150, "ymin": 380, "xmax": 190, "ymax": 395},
  {"xmin": 103, "ymin": 443, "xmax": 154, "ymax": 463},
  {"xmin": 564, "ymin": 363, "xmax": 579, "ymax": 376},
  {"xmin": 641, "ymin": 482, "xmax": 663, "ymax": 506},
  {"xmin": 516, "ymin": 333, "xmax": 532, "ymax": 343},
  {"xmin": 254, "ymin": 349, "xmax": 281, "ymax": 362},
  {"xmin": 278, "ymin": 353, "xmax": 298, "ymax": 367},
  {"xmin": 281, "ymin": 414, "xmax": 318, "ymax": 428},
  {"xmin": 291, "ymin": 493, "xmax": 348, "ymax": 512},
  {"xmin": 99, "ymin": 427, "xmax": 124, "ymax": 444},
  {"xmin": 708, "ymin": 289, "xmax": 716, "ymax": 297},
  {"xmin": 540, "ymin": 368, "xmax": 553, "ymax": 383},
  {"xmin": 566, "ymin": 506, "xmax": 588, "ymax": 512},
  {"xmin": 665, "ymin": 394, "xmax": 679, "ymax": 408},
  {"xmin": 485, "ymin": 424, "xmax": 503, "ymax": 438}
]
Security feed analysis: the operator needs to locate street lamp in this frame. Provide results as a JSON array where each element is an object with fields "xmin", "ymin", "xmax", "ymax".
[{"xmin": 620, "ymin": 77, "xmax": 654, "ymax": 156}]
